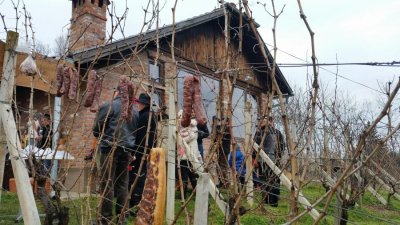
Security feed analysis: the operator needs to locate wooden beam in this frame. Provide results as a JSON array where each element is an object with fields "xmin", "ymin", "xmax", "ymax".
[
  {"xmin": 166, "ymin": 82, "xmax": 176, "ymax": 224},
  {"xmin": 194, "ymin": 172, "xmax": 210, "ymax": 225},
  {"xmin": 0, "ymin": 31, "xmax": 41, "ymax": 225},
  {"xmin": 367, "ymin": 168, "xmax": 400, "ymax": 201},
  {"xmin": 180, "ymin": 135, "xmax": 229, "ymax": 217},
  {"xmin": 370, "ymin": 160, "xmax": 399, "ymax": 187},
  {"xmin": 354, "ymin": 173, "xmax": 387, "ymax": 205},
  {"xmin": 253, "ymin": 142, "xmax": 320, "ymax": 220},
  {"xmin": 0, "ymin": 122, "xmax": 6, "ymax": 201},
  {"xmin": 244, "ymin": 100, "xmax": 254, "ymax": 206}
]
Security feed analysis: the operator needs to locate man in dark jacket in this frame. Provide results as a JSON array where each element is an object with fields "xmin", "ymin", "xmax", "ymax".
[
  {"xmin": 254, "ymin": 116, "xmax": 285, "ymax": 207},
  {"xmin": 93, "ymin": 88, "xmax": 138, "ymax": 224},
  {"xmin": 212, "ymin": 116, "xmax": 231, "ymax": 188},
  {"xmin": 37, "ymin": 113, "xmax": 52, "ymax": 149},
  {"xmin": 129, "ymin": 93, "xmax": 157, "ymax": 211}
]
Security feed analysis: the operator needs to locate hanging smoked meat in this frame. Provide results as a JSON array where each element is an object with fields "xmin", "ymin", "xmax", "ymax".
[
  {"xmin": 56, "ymin": 64, "xmax": 65, "ymax": 97},
  {"xmin": 181, "ymin": 75, "xmax": 194, "ymax": 127},
  {"xmin": 135, "ymin": 148, "xmax": 166, "ymax": 225},
  {"xmin": 59, "ymin": 67, "xmax": 71, "ymax": 96},
  {"xmin": 193, "ymin": 76, "xmax": 207, "ymax": 126},
  {"xmin": 90, "ymin": 78, "xmax": 102, "ymax": 113},
  {"xmin": 181, "ymin": 75, "xmax": 208, "ymax": 127},
  {"xmin": 84, "ymin": 70, "xmax": 98, "ymax": 107},
  {"xmin": 117, "ymin": 76, "xmax": 135, "ymax": 121},
  {"xmin": 68, "ymin": 68, "xmax": 79, "ymax": 100}
]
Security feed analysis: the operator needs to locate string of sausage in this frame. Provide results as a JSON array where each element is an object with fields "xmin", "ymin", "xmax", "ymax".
[
  {"xmin": 118, "ymin": 76, "xmax": 135, "ymax": 121},
  {"xmin": 56, "ymin": 64, "xmax": 80, "ymax": 100},
  {"xmin": 181, "ymin": 75, "xmax": 207, "ymax": 127}
]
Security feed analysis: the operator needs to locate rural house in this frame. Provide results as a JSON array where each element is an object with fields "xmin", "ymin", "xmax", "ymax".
[{"xmin": 62, "ymin": 0, "xmax": 293, "ymax": 192}]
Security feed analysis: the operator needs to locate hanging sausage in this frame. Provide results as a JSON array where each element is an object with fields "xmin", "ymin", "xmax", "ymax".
[
  {"xmin": 90, "ymin": 78, "xmax": 102, "ymax": 113},
  {"xmin": 59, "ymin": 66, "xmax": 71, "ymax": 96},
  {"xmin": 84, "ymin": 70, "xmax": 98, "ymax": 107},
  {"xmin": 117, "ymin": 76, "xmax": 135, "ymax": 121},
  {"xmin": 68, "ymin": 68, "xmax": 79, "ymax": 100},
  {"xmin": 56, "ymin": 64, "xmax": 65, "ymax": 97},
  {"xmin": 181, "ymin": 74, "xmax": 208, "ymax": 127},
  {"xmin": 181, "ymin": 76, "xmax": 194, "ymax": 127},
  {"xmin": 192, "ymin": 76, "xmax": 207, "ymax": 126}
]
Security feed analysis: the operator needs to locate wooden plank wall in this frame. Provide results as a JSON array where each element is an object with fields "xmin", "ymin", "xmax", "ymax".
[
  {"xmin": 0, "ymin": 41, "xmax": 59, "ymax": 94},
  {"xmin": 174, "ymin": 23, "xmax": 263, "ymax": 90}
]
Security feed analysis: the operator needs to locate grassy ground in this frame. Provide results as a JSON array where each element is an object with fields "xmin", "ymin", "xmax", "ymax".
[{"xmin": 1, "ymin": 183, "xmax": 399, "ymax": 224}]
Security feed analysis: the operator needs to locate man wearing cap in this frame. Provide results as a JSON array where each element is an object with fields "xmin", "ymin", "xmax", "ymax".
[
  {"xmin": 93, "ymin": 85, "xmax": 138, "ymax": 224},
  {"xmin": 254, "ymin": 116, "xmax": 285, "ymax": 207},
  {"xmin": 129, "ymin": 93, "xmax": 157, "ymax": 212}
]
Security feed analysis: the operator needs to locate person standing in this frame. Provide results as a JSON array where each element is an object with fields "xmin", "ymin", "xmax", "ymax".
[
  {"xmin": 93, "ymin": 86, "xmax": 138, "ymax": 224},
  {"xmin": 178, "ymin": 115, "xmax": 202, "ymax": 194},
  {"xmin": 229, "ymin": 143, "xmax": 246, "ymax": 189},
  {"xmin": 37, "ymin": 113, "xmax": 52, "ymax": 149},
  {"xmin": 36, "ymin": 113, "xmax": 53, "ymax": 171},
  {"xmin": 196, "ymin": 122, "xmax": 209, "ymax": 159},
  {"xmin": 212, "ymin": 116, "xmax": 231, "ymax": 188},
  {"xmin": 254, "ymin": 116, "xmax": 285, "ymax": 207},
  {"xmin": 129, "ymin": 93, "xmax": 157, "ymax": 212}
]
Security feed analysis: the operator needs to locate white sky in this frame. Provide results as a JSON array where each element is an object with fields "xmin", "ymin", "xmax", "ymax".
[{"xmin": 0, "ymin": 0, "xmax": 399, "ymax": 105}]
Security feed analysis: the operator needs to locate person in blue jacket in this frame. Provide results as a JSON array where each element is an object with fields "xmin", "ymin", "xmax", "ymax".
[{"xmin": 229, "ymin": 143, "xmax": 246, "ymax": 189}]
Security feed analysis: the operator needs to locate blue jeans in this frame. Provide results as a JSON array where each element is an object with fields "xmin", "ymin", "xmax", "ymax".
[{"xmin": 198, "ymin": 144, "xmax": 204, "ymax": 159}]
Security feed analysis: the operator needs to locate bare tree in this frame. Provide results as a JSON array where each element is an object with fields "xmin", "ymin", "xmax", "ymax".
[{"xmin": 54, "ymin": 32, "xmax": 68, "ymax": 57}]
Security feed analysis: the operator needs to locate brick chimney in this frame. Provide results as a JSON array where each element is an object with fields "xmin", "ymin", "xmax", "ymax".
[{"xmin": 68, "ymin": 0, "xmax": 109, "ymax": 53}]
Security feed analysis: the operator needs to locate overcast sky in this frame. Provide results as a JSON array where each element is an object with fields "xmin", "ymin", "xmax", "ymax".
[{"xmin": 0, "ymin": 0, "xmax": 399, "ymax": 106}]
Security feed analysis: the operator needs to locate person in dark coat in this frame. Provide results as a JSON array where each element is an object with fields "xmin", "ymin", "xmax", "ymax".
[
  {"xmin": 212, "ymin": 116, "xmax": 231, "ymax": 188},
  {"xmin": 254, "ymin": 116, "xmax": 285, "ymax": 207},
  {"xmin": 197, "ymin": 123, "xmax": 209, "ymax": 159},
  {"xmin": 37, "ymin": 113, "xmax": 52, "ymax": 149},
  {"xmin": 129, "ymin": 93, "xmax": 157, "ymax": 211},
  {"xmin": 36, "ymin": 113, "xmax": 53, "ymax": 171},
  {"xmin": 93, "ymin": 87, "xmax": 138, "ymax": 224}
]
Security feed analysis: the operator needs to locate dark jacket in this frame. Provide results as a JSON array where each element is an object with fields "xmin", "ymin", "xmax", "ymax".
[
  {"xmin": 37, "ymin": 125, "xmax": 52, "ymax": 149},
  {"xmin": 93, "ymin": 96, "xmax": 139, "ymax": 153},
  {"xmin": 134, "ymin": 106, "xmax": 157, "ymax": 160},
  {"xmin": 197, "ymin": 123, "xmax": 209, "ymax": 145},
  {"xmin": 221, "ymin": 127, "xmax": 231, "ymax": 155},
  {"xmin": 254, "ymin": 126, "xmax": 285, "ymax": 164}
]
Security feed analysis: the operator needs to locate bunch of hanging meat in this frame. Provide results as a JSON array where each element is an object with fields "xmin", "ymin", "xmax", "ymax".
[
  {"xmin": 83, "ymin": 70, "xmax": 102, "ymax": 113},
  {"xmin": 181, "ymin": 75, "xmax": 207, "ymax": 127},
  {"xmin": 115, "ymin": 75, "xmax": 135, "ymax": 122},
  {"xmin": 56, "ymin": 64, "xmax": 79, "ymax": 100}
]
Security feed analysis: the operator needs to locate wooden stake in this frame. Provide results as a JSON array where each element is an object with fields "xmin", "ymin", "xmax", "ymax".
[
  {"xmin": 166, "ymin": 81, "xmax": 177, "ymax": 224},
  {"xmin": 366, "ymin": 168, "xmax": 400, "ymax": 200},
  {"xmin": 0, "ymin": 31, "xmax": 41, "ymax": 225},
  {"xmin": 253, "ymin": 142, "xmax": 320, "ymax": 220},
  {"xmin": 352, "ymin": 171, "xmax": 387, "ymax": 205},
  {"xmin": 0, "ymin": 123, "xmax": 7, "ymax": 200},
  {"xmin": 244, "ymin": 100, "xmax": 254, "ymax": 206},
  {"xmin": 194, "ymin": 172, "xmax": 210, "ymax": 225}
]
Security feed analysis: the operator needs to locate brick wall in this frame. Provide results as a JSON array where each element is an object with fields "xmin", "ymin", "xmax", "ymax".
[
  {"xmin": 62, "ymin": 52, "xmax": 152, "ymax": 191},
  {"xmin": 68, "ymin": 0, "xmax": 107, "ymax": 52}
]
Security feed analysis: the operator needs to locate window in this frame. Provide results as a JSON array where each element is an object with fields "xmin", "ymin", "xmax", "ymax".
[
  {"xmin": 176, "ymin": 67, "xmax": 258, "ymax": 138},
  {"xmin": 148, "ymin": 60, "xmax": 163, "ymax": 83},
  {"xmin": 231, "ymin": 87, "xmax": 258, "ymax": 138},
  {"xmin": 151, "ymin": 89, "xmax": 164, "ymax": 112}
]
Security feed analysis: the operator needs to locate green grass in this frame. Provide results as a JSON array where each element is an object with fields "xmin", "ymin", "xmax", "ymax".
[{"xmin": 1, "ymin": 184, "xmax": 400, "ymax": 225}]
